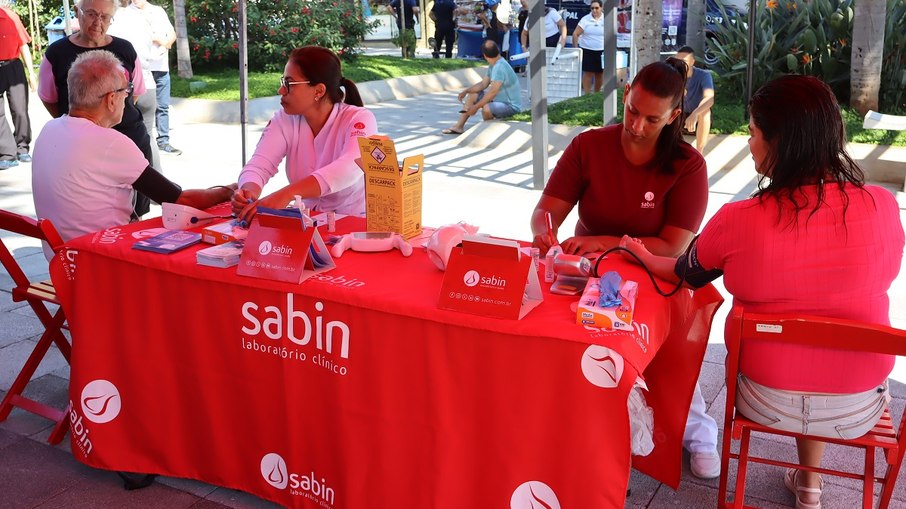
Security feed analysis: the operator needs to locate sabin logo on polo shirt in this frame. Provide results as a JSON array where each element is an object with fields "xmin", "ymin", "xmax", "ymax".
[
  {"xmin": 581, "ymin": 345, "xmax": 624, "ymax": 388},
  {"xmin": 510, "ymin": 481, "xmax": 561, "ymax": 509},
  {"xmin": 641, "ymin": 191, "xmax": 656, "ymax": 209},
  {"xmin": 463, "ymin": 269, "xmax": 507, "ymax": 289},
  {"xmin": 259, "ymin": 452, "xmax": 337, "ymax": 507}
]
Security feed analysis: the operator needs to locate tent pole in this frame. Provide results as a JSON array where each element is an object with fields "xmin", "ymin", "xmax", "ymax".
[{"xmin": 239, "ymin": 0, "xmax": 249, "ymax": 165}]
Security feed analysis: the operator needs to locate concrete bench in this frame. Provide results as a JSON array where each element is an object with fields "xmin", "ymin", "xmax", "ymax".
[{"xmin": 863, "ymin": 110, "xmax": 906, "ymax": 131}]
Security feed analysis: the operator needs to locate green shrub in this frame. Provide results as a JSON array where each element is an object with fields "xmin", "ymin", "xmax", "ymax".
[
  {"xmin": 706, "ymin": 0, "xmax": 854, "ymax": 101},
  {"xmin": 707, "ymin": 0, "xmax": 906, "ymax": 113},
  {"xmin": 180, "ymin": 0, "xmax": 379, "ymax": 71}
]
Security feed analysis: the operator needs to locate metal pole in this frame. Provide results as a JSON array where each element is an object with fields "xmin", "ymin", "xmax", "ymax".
[
  {"xmin": 62, "ymin": 0, "xmax": 73, "ymax": 36},
  {"xmin": 239, "ymin": 0, "xmax": 249, "ymax": 165},
  {"xmin": 528, "ymin": 0, "xmax": 549, "ymax": 189},
  {"xmin": 601, "ymin": 0, "xmax": 617, "ymax": 125},
  {"xmin": 744, "ymin": 0, "xmax": 756, "ymax": 119}
]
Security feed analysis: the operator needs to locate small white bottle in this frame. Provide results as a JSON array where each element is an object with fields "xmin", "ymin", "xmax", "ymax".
[{"xmin": 544, "ymin": 245, "xmax": 562, "ymax": 283}]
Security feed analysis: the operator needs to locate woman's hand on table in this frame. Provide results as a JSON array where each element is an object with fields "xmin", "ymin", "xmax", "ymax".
[
  {"xmin": 560, "ymin": 235, "xmax": 607, "ymax": 256},
  {"xmin": 532, "ymin": 232, "xmax": 558, "ymax": 255},
  {"xmin": 618, "ymin": 235, "xmax": 651, "ymax": 265}
]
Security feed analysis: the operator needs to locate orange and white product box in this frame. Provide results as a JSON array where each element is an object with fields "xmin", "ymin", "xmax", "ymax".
[
  {"xmin": 576, "ymin": 277, "xmax": 638, "ymax": 330},
  {"xmin": 201, "ymin": 220, "xmax": 248, "ymax": 245},
  {"xmin": 357, "ymin": 135, "xmax": 423, "ymax": 239}
]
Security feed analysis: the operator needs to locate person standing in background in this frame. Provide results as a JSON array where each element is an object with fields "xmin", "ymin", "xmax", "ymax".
[
  {"xmin": 573, "ymin": 0, "xmax": 605, "ymax": 95},
  {"xmin": 131, "ymin": 0, "xmax": 179, "ymax": 155},
  {"xmin": 108, "ymin": 0, "xmax": 161, "ymax": 172},
  {"xmin": 0, "ymin": 0, "xmax": 36, "ymax": 169},
  {"xmin": 429, "ymin": 0, "xmax": 456, "ymax": 58},
  {"xmin": 388, "ymin": 0, "xmax": 419, "ymax": 58}
]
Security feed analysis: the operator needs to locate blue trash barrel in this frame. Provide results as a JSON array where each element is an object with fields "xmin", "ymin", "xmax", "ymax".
[
  {"xmin": 456, "ymin": 29, "xmax": 484, "ymax": 59},
  {"xmin": 45, "ymin": 17, "xmax": 67, "ymax": 44}
]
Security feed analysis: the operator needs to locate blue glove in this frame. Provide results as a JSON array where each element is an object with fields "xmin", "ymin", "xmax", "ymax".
[{"xmin": 597, "ymin": 271, "xmax": 622, "ymax": 308}]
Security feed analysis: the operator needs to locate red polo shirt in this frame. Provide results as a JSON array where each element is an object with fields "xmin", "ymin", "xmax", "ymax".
[
  {"xmin": 0, "ymin": 7, "xmax": 30, "ymax": 61},
  {"xmin": 544, "ymin": 124, "xmax": 708, "ymax": 238}
]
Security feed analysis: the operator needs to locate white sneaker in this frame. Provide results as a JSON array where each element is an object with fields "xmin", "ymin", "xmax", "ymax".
[{"xmin": 690, "ymin": 450, "xmax": 721, "ymax": 479}]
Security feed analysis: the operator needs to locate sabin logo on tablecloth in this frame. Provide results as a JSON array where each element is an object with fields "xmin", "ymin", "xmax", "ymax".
[
  {"xmin": 80, "ymin": 379, "xmax": 122, "ymax": 424},
  {"xmin": 259, "ymin": 452, "xmax": 337, "ymax": 507},
  {"xmin": 258, "ymin": 240, "xmax": 273, "ymax": 255},
  {"xmin": 581, "ymin": 345, "xmax": 625, "ymax": 388},
  {"xmin": 261, "ymin": 452, "xmax": 289, "ymax": 489},
  {"xmin": 510, "ymin": 481, "xmax": 561, "ymax": 509},
  {"xmin": 463, "ymin": 270, "xmax": 480, "ymax": 287}
]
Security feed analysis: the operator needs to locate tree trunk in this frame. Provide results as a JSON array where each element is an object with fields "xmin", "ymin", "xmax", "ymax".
[
  {"xmin": 172, "ymin": 0, "xmax": 193, "ymax": 79},
  {"xmin": 684, "ymin": 0, "xmax": 705, "ymax": 57},
  {"xmin": 632, "ymin": 0, "xmax": 663, "ymax": 72},
  {"xmin": 850, "ymin": 0, "xmax": 885, "ymax": 115}
]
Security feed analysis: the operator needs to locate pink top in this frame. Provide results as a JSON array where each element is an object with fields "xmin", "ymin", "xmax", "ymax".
[
  {"xmin": 238, "ymin": 103, "xmax": 377, "ymax": 215},
  {"xmin": 697, "ymin": 184, "xmax": 904, "ymax": 393},
  {"xmin": 37, "ymin": 54, "xmax": 146, "ymax": 102}
]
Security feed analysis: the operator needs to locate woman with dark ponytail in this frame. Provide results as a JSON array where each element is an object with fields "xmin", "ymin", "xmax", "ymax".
[
  {"xmin": 531, "ymin": 57, "xmax": 705, "ymax": 258},
  {"xmin": 530, "ymin": 57, "xmax": 717, "ymax": 479},
  {"xmin": 232, "ymin": 46, "xmax": 376, "ymax": 219}
]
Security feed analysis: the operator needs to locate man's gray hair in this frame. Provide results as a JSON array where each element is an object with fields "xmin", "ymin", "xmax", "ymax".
[
  {"xmin": 68, "ymin": 50, "xmax": 126, "ymax": 109},
  {"xmin": 76, "ymin": 0, "xmax": 117, "ymax": 8}
]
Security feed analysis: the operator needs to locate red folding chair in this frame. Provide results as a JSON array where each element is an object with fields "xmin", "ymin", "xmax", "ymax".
[
  {"xmin": 718, "ymin": 305, "xmax": 906, "ymax": 509},
  {"xmin": 0, "ymin": 209, "xmax": 71, "ymax": 444}
]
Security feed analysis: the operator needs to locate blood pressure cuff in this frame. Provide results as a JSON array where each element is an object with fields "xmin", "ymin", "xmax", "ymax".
[{"xmin": 674, "ymin": 238, "xmax": 723, "ymax": 289}]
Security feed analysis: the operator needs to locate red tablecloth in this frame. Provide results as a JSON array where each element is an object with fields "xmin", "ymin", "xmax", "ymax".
[{"xmin": 51, "ymin": 213, "xmax": 722, "ymax": 508}]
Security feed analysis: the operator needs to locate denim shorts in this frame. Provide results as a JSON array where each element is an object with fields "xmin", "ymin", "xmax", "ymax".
[
  {"xmin": 476, "ymin": 91, "xmax": 519, "ymax": 119},
  {"xmin": 735, "ymin": 374, "xmax": 890, "ymax": 440}
]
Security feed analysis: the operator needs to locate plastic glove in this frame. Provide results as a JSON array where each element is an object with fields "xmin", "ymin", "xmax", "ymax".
[{"xmin": 597, "ymin": 270, "xmax": 622, "ymax": 308}]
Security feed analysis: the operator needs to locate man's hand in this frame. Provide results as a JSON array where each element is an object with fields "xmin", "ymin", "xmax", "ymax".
[
  {"xmin": 684, "ymin": 115, "xmax": 697, "ymax": 133},
  {"xmin": 457, "ymin": 89, "xmax": 467, "ymax": 102}
]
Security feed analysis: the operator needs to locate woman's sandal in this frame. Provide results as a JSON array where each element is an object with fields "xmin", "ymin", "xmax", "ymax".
[
  {"xmin": 783, "ymin": 468, "xmax": 823, "ymax": 509},
  {"xmin": 441, "ymin": 128, "xmax": 463, "ymax": 135}
]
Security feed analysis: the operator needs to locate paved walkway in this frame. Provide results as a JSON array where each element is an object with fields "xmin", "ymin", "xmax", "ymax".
[{"xmin": 1, "ymin": 76, "xmax": 905, "ymax": 508}]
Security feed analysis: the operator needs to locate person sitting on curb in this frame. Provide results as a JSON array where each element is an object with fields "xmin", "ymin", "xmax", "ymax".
[
  {"xmin": 676, "ymin": 46, "xmax": 714, "ymax": 153},
  {"xmin": 31, "ymin": 50, "xmax": 235, "ymax": 260},
  {"xmin": 442, "ymin": 40, "xmax": 521, "ymax": 135}
]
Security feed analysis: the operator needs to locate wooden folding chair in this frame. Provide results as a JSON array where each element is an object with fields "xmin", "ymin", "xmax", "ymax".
[
  {"xmin": 0, "ymin": 210, "xmax": 71, "ymax": 444},
  {"xmin": 717, "ymin": 305, "xmax": 906, "ymax": 509}
]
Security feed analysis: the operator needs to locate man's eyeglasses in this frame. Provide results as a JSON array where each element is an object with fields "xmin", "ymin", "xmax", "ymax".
[
  {"xmin": 280, "ymin": 77, "xmax": 311, "ymax": 91},
  {"xmin": 99, "ymin": 82, "xmax": 134, "ymax": 99},
  {"xmin": 81, "ymin": 9, "xmax": 114, "ymax": 24},
  {"xmin": 590, "ymin": 5, "xmax": 601, "ymax": 9}
]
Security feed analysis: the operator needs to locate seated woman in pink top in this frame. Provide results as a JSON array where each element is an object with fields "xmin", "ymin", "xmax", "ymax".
[
  {"xmin": 620, "ymin": 75, "xmax": 905, "ymax": 509},
  {"xmin": 232, "ymin": 46, "xmax": 377, "ymax": 220}
]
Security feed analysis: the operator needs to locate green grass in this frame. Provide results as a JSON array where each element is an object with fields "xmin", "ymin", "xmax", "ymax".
[
  {"xmin": 172, "ymin": 58, "xmax": 905, "ymax": 146},
  {"xmin": 171, "ymin": 55, "xmax": 485, "ymax": 101},
  {"xmin": 511, "ymin": 81, "xmax": 905, "ymax": 146}
]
